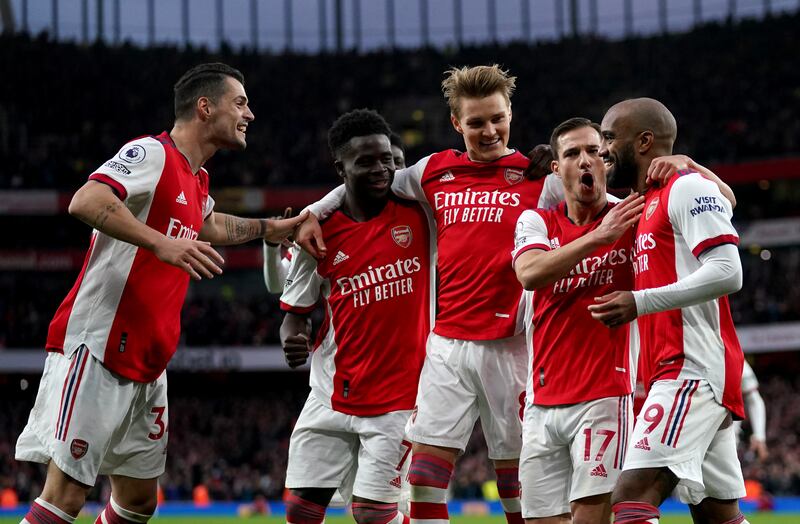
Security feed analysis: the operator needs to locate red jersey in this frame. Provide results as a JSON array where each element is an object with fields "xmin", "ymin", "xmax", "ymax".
[
  {"xmin": 280, "ymin": 198, "xmax": 432, "ymax": 416},
  {"xmin": 513, "ymin": 202, "xmax": 635, "ymax": 405},
  {"xmin": 633, "ymin": 171, "xmax": 744, "ymax": 418},
  {"xmin": 395, "ymin": 150, "xmax": 563, "ymax": 340},
  {"xmin": 46, "ymin": 132, "xmax": 214, "ymax": 382}
]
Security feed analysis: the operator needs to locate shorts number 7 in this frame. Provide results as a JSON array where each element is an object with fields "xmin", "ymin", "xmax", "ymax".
[
  {"xmin": 396, "ymin": 439, "xmax": 412, "ymax": 471},
  {"xmin": 583, "ymin": 428, "xmax": 616, "ymax": 462}
]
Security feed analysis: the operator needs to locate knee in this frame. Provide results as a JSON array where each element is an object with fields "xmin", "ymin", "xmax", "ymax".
[{"xmin": 117, "ymin": 496, "xmax": 158, "ymax": 517}]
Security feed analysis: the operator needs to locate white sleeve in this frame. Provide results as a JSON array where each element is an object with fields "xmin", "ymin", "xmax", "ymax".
[
  {"xmin": 667, "ymin": 173, "xmax": 739, "ymax": 258},
  {"xmin": 633, "ymin": 243, "xmax": 742, "ymax": 315},
  {"xmin": 89, "ymin": 137, "xmax": 165, "ymax": 208},
  {"xmin": 537, "ymin": 173, "xmax": 563, "ymax": 210},
  {"xmin": 743, "ymin": 388, "xmax": 767, "ymax": 441},
  {"xmin": 306, "ymin": 185, "xmax": 346, "ymax": 221},
  {"xmin": 263, "ymin": 241, "xmax": 290, "ymax": 294},
  {"xmin": 279, "ymin": 247, "xmax": 323, "ymax": 313},
  {"xmin": 512, "ymin": 209, "xmax": 551, "ymax": 265},
  {"xmin": 741, "ymin": 360, "xmax": 759, "ymax": 393},
  {"xmin": 391, "ymin": 156, "xmax": 430, "ymax": 202}
]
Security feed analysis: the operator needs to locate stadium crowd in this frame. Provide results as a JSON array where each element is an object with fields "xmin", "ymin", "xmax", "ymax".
[{"xmin": 0, "ymin": 11, "xmax": 798, "ymax": 194}]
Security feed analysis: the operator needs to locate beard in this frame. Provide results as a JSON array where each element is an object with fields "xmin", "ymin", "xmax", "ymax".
[{"xmin": 606, "ymin": 143, "xmax": 638, "ymax": 190}]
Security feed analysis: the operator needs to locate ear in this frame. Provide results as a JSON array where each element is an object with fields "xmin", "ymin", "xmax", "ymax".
[
  {"xmin": 507, "ymin": 106, "xmax": 513, "ymax": 123},
  {"xmin": 197, "ymin": 97, "xmax": 212, "ymax": 121},
  {"xmin": 450, "ymin": 114, "xmax": 464, "ymax": 135},
  {"xmin": 334, "ymin": 160, "xmax": 346, "ymax": 179},
  {"xmin": 638, "ymin": 130, "xmax": 655, "ymax": 154},
  {"xmin": 551, "ymin": 159, "xmax": 561, "ymax": 178}
]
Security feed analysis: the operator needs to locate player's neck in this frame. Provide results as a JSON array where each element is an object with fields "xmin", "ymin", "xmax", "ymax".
[
  {"xmin": 565, "ymin": 196, "xmax": 608, "ymax": 226},
  {"xmin": 341, "ymin": 193, "xmax": 389, "ymax": 222},
  {"xmin": 466, "ymin": 146, "xmax": 514, "ymax": 163},
  {"xmin": 169, "ymin": 124, "xmax": 217, "ymax": 173}
]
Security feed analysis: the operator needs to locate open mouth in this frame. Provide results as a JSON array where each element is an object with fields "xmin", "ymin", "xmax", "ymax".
[
  {"xmin": 580, "ymin": 173, "xmax": 595, "ymax": 189},
  {"xmin": 368, "ymin": 177, "xmax": 390, "ymax": 189},
  {"xmin": 236, "ymin": 124, "xmax": 248, "ymax": 134},
  {"xmin": 480, "ymin": 138, "xmax": 502, "ymax": 148}
]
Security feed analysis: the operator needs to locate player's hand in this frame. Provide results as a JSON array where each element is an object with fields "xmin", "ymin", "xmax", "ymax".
[
  {"xmin": 524, "ymin": 144, "xmax": 554, "ymax": 180},
  {"xmin": 264, "ymin": 209, "xmax": 309, "ymax": 244},
  {"xmin": 593, "ymin": 192, "xmax": 645, "ymax": 244},
  {"xmin": 282, "ymin": 333, "xmax": 311, "ymax": 368},
  {"xmin": 154, "ymin": 237, "xmax": 225, "ymax": 280},
  {"xmin": 588, "ymin": 291, "xmax": 637, "ymax": 327},
  {"xmin": 295, "ymin": 213, "xmax": 327, "ymax": 259},
  {"xmin": 750, "ymin": 436, "xmax": 769, "ymax": 462},
  {"xmin": 647, "ymin": 154, "xmax": 693, "ymax": 186}
]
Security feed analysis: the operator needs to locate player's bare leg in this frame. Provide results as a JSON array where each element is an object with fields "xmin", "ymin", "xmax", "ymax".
[
  {"xmin": 610, "ymin": 467, "xmax": 678, "ymax": 523},
  {"xmin": 408, "ymin": 443, "xmax": 458, "ymax": 524},
  {"xmin": 286, "ymin": 488, "xmax": 335, "ymax": 524},
  {"xmin": 524, "ymin": 515, "xmax": 569, "ymax": 524},
  {"xmin": 493, "ymin": 459, "xmax": 523, "ymax": 524},
  {"xmin": 93, "ymin": 475, "xmax": 158, "ymax": 523},
  {"xmin": 352, "ymin": 495, "xmax": 409, "ymax": 524},
  {"xmin": 570, "ymin": 493, "xmax": 612, "ymax": 524},
  {"xmin": 21, "ymin": 461, "xmax": 91, "ymax": 523},
  {"xmin": 688, "ymin": 498, "xmax": 748, "ymax": 524}
]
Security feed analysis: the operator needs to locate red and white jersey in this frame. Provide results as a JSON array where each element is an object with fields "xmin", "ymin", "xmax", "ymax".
[
  {"xmin": 395, "ymin": 150, "xmax": 562, "ymax": 340},
  {"xmin": 513, "ymin": 202, "xmax": 635, "ymax": 405},
  {"xmin": 280, "ymin": 198, "xmax": 432, "ymax": 416},
  {"xmin": 633, "ymin": 170, "xmax": 744, "ymax": 418},
  {"xmin": 46, "ymin": 132, "xmax": 214, "ymax": 382}
]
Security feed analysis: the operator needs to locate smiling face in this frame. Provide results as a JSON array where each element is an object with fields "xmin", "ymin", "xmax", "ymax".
[
  {"xmin": 337, "ymin": 134, "xmax": 396, "ymax": 203},
  {"xmin": 451, "ymin": 92, "xmax": 512, "ymax": 163},
  {"xmin": 207, "ymin": 76, "xmax": 255, "ymax": 150},
  {"xmin": 553, "ymin": 126, "xmax": 607, "ymax": 207}
]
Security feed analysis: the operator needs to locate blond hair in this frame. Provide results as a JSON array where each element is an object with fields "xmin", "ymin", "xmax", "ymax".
[{"xmin": 441, "ymin": 64, "xmax": 516, "ymax": 118}]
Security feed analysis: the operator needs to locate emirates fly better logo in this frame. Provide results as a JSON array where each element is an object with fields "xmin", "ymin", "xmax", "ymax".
[{"xmin": 391, "ymin": 225, "xmax": 412, "ymax": 248}]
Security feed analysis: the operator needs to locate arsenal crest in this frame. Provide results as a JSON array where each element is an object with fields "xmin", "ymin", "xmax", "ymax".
[
  {"xmin": 504, "ymin": 168, "xmax": 524, "ymax": 185},
  {"xmin": 70, "ymin": 438, "xmax": 89, "ymax": 459},
  {"xmin": 391, "ymin": 225, "xmax": 412, "ymax": 248},
  {"xmin": 645, "ymin": 197, "xmax": 660, "ymax": 220}
]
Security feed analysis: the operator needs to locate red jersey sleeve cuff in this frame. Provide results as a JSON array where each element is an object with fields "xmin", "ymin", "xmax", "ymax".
[
  {"xmin": 280, "ymin": 301, "xmax": 317, "ymax": 314},
  {"xmin": 691, "ymin": 234, "xmax": 739, "ymax": 258},
  {"xmin": 512, "ymin": 243, "xmax": 550, "ymax": 265},
  {"xmin": 89, "ymin": 173, "xmax": 128, "ymax": 200}
]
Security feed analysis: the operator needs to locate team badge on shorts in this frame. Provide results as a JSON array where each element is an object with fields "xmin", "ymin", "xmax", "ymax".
[
  {"xmin": 504, "ymin": 168, "xmax": 524, "ymax": 185},
  {"xmin": 646, "ymin": 197, "xmax": 660, "ymax": 220},
  {"xmin": 391, "ymin": 225, "xmax": 412, "ymax": 248},
  {"xmin": 70, "ymin": 438, "xmax": 89, "ymax": 459}
]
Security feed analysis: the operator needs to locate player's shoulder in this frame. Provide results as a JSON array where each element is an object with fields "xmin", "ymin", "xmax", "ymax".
[
  {"xmin": 667, "ymin": 170, "xmax": 729, "ymax": 210},
  {"xmin": 112, "ymin": 133, "xmax": 167, "ymax": 169},
  {"xmin": 518, "ymin": 207, "xmax": 551, "ymax": 227},
  {"xmin": 667, "ymin": 169, "xmax": 717, "ymax": 192}
]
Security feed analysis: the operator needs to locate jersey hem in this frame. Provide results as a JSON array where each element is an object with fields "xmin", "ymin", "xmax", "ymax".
[
  {"xmin": 89, "ymin": 173, "xmax": 128, "ymax": 201},
  {"xmin": 512, "ymin": 243, "xmax": 551, "ymax": 265},
  {"xmin": 691, "ymin": 234, "xmax": 739, "ymax": 258},
  {"xmin": 280, "ymin": 301, "xmax": 317, "ymax": 314},
  {"xmin": 532, "ymin": 389, "xmax": 633, "ymax": 407},
  {"xmin": 433, "ymin": 324, "xmax": 518, "ymax": 341}
]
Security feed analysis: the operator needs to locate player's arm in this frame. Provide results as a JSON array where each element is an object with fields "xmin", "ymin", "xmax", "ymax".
[
  {"xmin": 69, "ymin": 180, "xmax": 224, "ymax": 280},
  {"xmin": 743, "ymin": 387, "xmax": 768, "ymax": 460},
  {"xmin": 263, "ymin": 242, "xmax": 290, "ymax": 294},
  {"xmin": 280, "ymin": 312, "xmax": 312, "ymax": 368},
  {"xmin": 514, "ymin": 193, "xmax": 644, "ymax": 290},
  {"xmin": 198, "ymin": 210, "xmax": 308, "ymax": 246},
  {"xmin": 647, "ymin": 155, "xmax": 736, "ymax": 208},
  {"xmin": 590, "ymin": 176, "xmax": 741, "ymax": 327},
  {"xmin": 279, "ymin": 248, "xmax": 322, "ymax": 367}
]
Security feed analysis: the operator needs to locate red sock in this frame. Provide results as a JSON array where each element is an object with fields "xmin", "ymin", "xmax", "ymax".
[
  {"xmin": 408, "ymin": 453, "xmax": 453, "ymax": 524},
  {"xmin": 495, "ymin": 467, "xmax": 523, "ymax": 524},
  {"xmin": 352, "ymin": 502, "xmax": 408, "ymax": 524},
  {"xmin": 612, "ymin": 501, "xmax": 660, "ymax": 523},
  {"xmin": 24, "ymin": 500, "xmax": 74, "ymax": 524},
  {"xmin": 285, "ymin": 493, "xmax": 327, "ymax": 524},
  {"xmin": 720, "ymin": 513, "xmax": 745, "ymax": 524}
]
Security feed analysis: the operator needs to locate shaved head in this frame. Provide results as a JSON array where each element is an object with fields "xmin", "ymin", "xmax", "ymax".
[{"xmin": 605, "ymin": 97, "xmax": 677, "ymax": 147}]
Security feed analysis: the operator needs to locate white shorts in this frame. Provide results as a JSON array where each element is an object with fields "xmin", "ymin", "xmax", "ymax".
[
  {"xmin": 624, "ymin": 379, "xmax": 745, "ymax": 504},
  {"xmin": 406, "ymin": 332, "xmax": 527, "ymax": 460},
  {"xmin": 15, "ymin": 347, "xmax": 168, "ymax": 486},
  {"xmin": 520, "ymin": 396, "xmax": 633, "ymax": 518},
  {"xmin": 285, "ymin": 391, "xmax": 412, "ymax": 503}
]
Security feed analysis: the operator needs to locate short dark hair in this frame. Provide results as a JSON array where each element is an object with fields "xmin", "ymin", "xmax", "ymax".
[
  {"xmin": 328, "ymin": 109, "xmax": 392, "ymax": 158},
  {"xmin": 550, "ymin": 117, "xmax": 601, "ymax": 158},
  {"xmin": 389, "ymin": 132, "xmax": 405, "ymax": 152},
  {"xmin": 174, "ymin": 63, "xmax": 244, "ymax": 121}
]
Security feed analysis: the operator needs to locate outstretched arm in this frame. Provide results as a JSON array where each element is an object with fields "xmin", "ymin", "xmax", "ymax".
[
  {"xmin": 199, "ymin": 210, "xmax": 309, "ymax": 246},
  {"xmin": 647, "ymin": 155, "xmax": 737, "ymax": 208}
]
